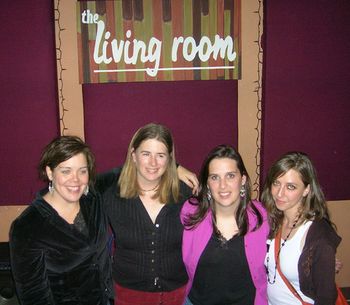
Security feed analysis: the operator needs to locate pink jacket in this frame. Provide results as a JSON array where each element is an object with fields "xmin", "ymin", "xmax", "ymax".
[{"xmin": 181, "ymin": 200, "xmax": 269, "ymax": 305}]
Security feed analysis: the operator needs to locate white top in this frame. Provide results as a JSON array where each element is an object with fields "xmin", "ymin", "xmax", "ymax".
[{"xmin": 265, "ymin": 221, "xmax": 314, "ymax": 305}]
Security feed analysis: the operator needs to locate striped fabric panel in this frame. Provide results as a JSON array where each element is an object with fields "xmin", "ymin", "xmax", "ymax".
[{"xmin": 77, "ymin": 0, "xmax": 241, "ymax": 83}]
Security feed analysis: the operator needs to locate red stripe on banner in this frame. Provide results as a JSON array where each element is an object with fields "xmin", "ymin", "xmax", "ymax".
[
  {"xmin": 192, "ymin": 0, "xmax": 202, "ymax": 80},
  {"xmin": 105, "ymin": 0, "xmax": 118, "ymax": 82},
  {"xmin": 216, "ymin": 0, "xmax": 225, "ymax": 79},
  {"xmin": 171, "ymin": 0, "xmax": 185, "ymax": 80},
  {"xmin": 122, "ymin": 18, "xmax": 136, "ymax": 82},
  {"xmin": 89, "ymin": 40, "xmax": 100, "ymax": 83},
  {"xmin": 152, "ymin": 0, "xmax": 164, "ymax": 80}
]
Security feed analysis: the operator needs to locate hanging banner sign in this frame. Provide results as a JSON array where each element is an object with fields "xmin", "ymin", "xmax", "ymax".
[{"xmin": 76, "ymin": 0, "xmax": 241, "ymax": 83}]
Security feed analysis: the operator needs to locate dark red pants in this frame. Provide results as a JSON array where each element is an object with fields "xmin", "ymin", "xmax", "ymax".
[{"xmin": 114, "ymin": 283, "xmax": 186, "ymax": 305}]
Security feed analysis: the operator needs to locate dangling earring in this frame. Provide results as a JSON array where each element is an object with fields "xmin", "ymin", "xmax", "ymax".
[
  {"xmin": 84, "ymin": 185, "xmax": 89, "ymax": 196},
  {"xmin": 48, "ymin": 181, "xmax": 54, "ymax": 194},
  {"xmin": 207, "ymin": 187, "xmax": 212, "ymax": 202},
  {"xmin": 239, "ymin": 185, "xmax": 246, "ymax": 198}
]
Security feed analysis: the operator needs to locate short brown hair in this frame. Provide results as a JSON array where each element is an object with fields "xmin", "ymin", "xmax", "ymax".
[{"xmin": 38, "ymin": 135, "xmax": 96, "ymax": 185}]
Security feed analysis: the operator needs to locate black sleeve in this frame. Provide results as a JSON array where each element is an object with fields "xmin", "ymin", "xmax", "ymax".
[
  {"xmin": 179, "ymin": 181, "xmax": 193, "ymax": 203},
  {"xmin": 10, "ymin": 219, "xmax": 56, "ymax": 305},
  {"xmin": 94, "ymin": 167, "xmax": 123, "ymax": 195},
  {"xmin": 311, "ymin": 241, "xmax": 338, "ymax": 305}
]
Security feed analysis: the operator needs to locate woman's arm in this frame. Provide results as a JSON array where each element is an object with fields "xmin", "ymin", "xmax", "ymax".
[
  {"xmin": 177, "ymin": 165, "xmax": 199, "ymax": 195},
  {"xmin": 95, "ymin": 167, "xmax": 122, "ymax": 194},
  {"xmin": 10, "ymin": 222, "xmax": 55, "ymax": 305},
  {"xmin": 310, "ymin": 242, "xmax": 338, "ymax": 305}
]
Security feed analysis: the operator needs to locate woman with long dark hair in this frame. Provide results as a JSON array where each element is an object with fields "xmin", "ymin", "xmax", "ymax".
[
  {"xmin": 261, "ymin": 152, "xmax": 341, "ymax": 305},
  {"xmin": 181, "ymin": 144, "xmax": 269, "ymax": 305}
]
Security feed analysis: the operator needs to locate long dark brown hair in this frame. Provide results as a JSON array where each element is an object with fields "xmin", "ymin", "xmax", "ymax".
[
  {"xmin": 261, "ymin": 151, "xmax": 332, "ymax": 238},
  {"xmin": 184, "ymin": 144, "xmax": 263, "ymax": 235}
]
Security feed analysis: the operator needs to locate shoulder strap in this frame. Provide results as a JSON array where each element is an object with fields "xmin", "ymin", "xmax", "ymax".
[
  {"xmin": 336, "ymin": 285, "xmax": 349, "ymax": 305},
  {"xmin": 274, "ymin": 229, "xmax": 312, "ymax": 305}
]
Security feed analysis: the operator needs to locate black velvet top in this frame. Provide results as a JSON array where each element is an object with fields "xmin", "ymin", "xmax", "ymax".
[
  {"xmin": 9, "ymin": 189, "xmax": 113, "ymax": 305},
  {"xmin": 97, "ymin": 168, "xmax": 191, "ymax": 292}
]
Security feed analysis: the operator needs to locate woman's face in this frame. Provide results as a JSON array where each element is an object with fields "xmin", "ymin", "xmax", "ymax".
[
  {"xmin": 46, "ymin": 152, "xmax": 89, "ymax": 205},
  {"xmin": 132, "ymin": 138, "xmax": 169, "ymax": 187},
  {"xmin": 207, "ymin": 158, "xmax": 246, "ymax": 211},
  {"xmin": 271, "ymin": 169, "xmax": 310, "ymax": 216}
]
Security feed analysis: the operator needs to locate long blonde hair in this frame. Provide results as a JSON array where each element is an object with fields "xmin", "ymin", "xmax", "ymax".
[{"xmin": 118, "ymin": 123, "xmax": 180, "ymax": 203}]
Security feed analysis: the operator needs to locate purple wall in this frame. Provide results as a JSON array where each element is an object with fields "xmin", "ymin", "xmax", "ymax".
[
  {"xmin": 261, "ymin": 1, "xmax": 350, "ymax": 200},
  {"xmin": 83, "ymin": 80, "xmax": 238, "ymax": 175},
  {"xmin": 1, "ymin": 1, "xmax": 350, "ymax": 204},
  {"xmin": 0, "ymin": 1, "xmax": 237, "ymax": 205},
  {"xmin": 0, "ymin": 1, "xmax": 59, "ymax": 204}
]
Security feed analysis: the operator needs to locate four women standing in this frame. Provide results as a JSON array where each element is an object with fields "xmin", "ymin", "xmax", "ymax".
[{"xmin": 9, "ymin": 128, "xmax": 342, "ymax": 305}]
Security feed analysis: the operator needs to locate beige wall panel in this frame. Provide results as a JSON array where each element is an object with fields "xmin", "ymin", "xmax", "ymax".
[
  {"xmin": 55, "ymin": 0, "xmax": 84, "ymax": 138},
  {"xmin": 0, "ymin": 206, "xmax": 27, "ymax": 242},
  {"xmin": 329, "ymin": 201, "xmax": 350, "ymax": 287},
  {"xmin": 238, "ymin": 0, "xmax": 263, "ymax": 199}
]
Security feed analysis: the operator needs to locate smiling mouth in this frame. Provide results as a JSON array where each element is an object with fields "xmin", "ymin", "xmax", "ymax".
[
  {"xmin": 146, "ymin": 168, "xmax": 158, "ymax": 173},
  {"xmin": 219, "ymin": 192, "xmax": 231, "ymax": 197},
  {"xmin": 67, "ymin": 186, "xmax": 81, "ymax": 192}
]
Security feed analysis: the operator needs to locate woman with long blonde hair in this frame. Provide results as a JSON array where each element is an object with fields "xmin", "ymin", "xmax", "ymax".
[{"xmin": 102, "ymin": 123, "xmax": 193, "ymax": 305}]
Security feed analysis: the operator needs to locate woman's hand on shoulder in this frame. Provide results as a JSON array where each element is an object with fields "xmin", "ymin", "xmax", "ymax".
[
  {"xmin": 335, "ymin": 257, "xmax": 343, "ymax": 274},
  {"xmin": 177, "ymin": 165, "xmax": 199, "ymax": 195}
]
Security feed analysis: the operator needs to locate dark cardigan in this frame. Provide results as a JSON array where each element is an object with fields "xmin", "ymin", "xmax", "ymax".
[
  {"xmin": 96, "ymin": 167, "xmax": 191, "ymax": 292},
  {"xmin": 9, "ymin": 190, "xmax": 113, "ymax": 305},
  {"xmin": 299, "ymin": 219, "xmax": 341, "ymax": 305}
]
